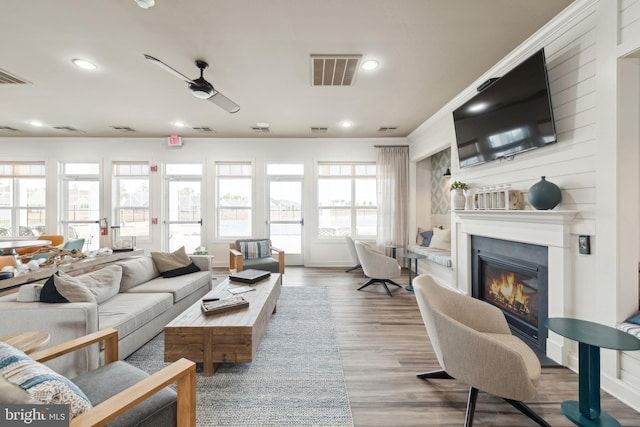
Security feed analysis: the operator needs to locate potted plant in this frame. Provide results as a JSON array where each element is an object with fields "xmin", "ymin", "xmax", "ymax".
[{"xmin": 450, "ymin": 181, "xmax": 468, "ymax": 210}]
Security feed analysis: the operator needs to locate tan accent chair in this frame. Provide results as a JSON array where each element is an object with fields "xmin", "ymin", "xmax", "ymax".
[
  {"xmin": 413, "ymin": 275, "xmax": 549, "ymax": 427},
  {"xmin": 354, "ymin": 240, "xmax": 401, "ymax": 297},
  {"xmin": 15, "ymin": 234, "xmax": 65, "ymax": 256},
  {"xmin": 0, "ymin": 255, "xmax": 17, "ymax": 269},
  {"xmin": 31, "ymin": 328, "xmax": 196, "ymax": 427}
]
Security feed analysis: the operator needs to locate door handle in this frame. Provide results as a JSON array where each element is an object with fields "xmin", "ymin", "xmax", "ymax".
[{"xmin": 198, "ymin": 218, "xmax": 203, "ymax": 226}]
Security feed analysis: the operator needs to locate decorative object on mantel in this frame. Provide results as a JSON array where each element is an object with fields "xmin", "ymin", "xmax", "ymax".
[
  {"xmin": 450, "ymin": 181, "xmax": 468, "ymax": 210},
  {"xmin": 474, "ymin": 185, "xmax": 521, "ymax": 210},
  {"xmin": 528, "ymin": 176, "xmax": 561, "ymax": 210},
  {"xmin": 464, "ymin": 188, "xmax": 475, "ymax": 210}
]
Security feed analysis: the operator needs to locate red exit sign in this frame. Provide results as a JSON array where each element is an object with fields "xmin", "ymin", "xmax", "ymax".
[{"xmin": 167, "ymin": 135, "xmax": 182, "ymax": 146}]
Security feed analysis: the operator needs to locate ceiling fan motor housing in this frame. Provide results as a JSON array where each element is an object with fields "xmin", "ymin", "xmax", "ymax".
[{"xmin": 189, "ymin": 78, "xmax": 214, "ymax": 99}]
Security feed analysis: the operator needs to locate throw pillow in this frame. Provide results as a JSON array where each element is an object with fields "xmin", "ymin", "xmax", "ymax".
[
  {"xmin": 17, "ymin": 284, "xmax": 44, "ymax": 302},
  {"xmin": 420, "ymin": 230, "xmax": 434, "ymax": 247},
  {"xmin": 625, "ymin": 312, "xmax": 640, "ymax": 325},
  {"xmin": 429, "ymin": 227, "xmax": 451, "ymax": 251},
  {"xmin": 40, "ymin": 273, "xmax": 69, "ymax": 303},
  {"xmin": 161, "ymin": 262, "xmax": 201, "ymax": 278},
  {"xmin": 239, "ymin": 240, "xmax": 271, "ymax": 260},
  {"xmin": 53, "ymin": 271, "xmax": 97, "ymax": 304},
  {"xmin": 0, "ymin": 342, "xmax": 92, "ymax": 418},
  {"xmin": 416, "ymin": 227, "xmax": 427, "ymax": 244},
  {"xmin": 151, "ymin": 246, "xmax": 191, "ymax": 273},
  {"xmin": 79, "ymin": 265, "xmax": 123, "ymax": 303}
]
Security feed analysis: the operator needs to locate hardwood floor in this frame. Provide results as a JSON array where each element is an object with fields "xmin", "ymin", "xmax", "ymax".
[{"xmin": 215, "ymin": 266, "xmax": 640, "ymax": 426}]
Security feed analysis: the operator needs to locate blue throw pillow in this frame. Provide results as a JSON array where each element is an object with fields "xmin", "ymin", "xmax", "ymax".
[
  {"xmin": 625, "ymin": 312, "xmax": 640, "ymax": 325},
  {"xmin": 420, "ymin": 230, "xmax": 434, "ymax": 247}
]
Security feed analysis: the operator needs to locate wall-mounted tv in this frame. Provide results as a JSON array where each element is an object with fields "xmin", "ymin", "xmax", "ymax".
[{"xmin": 452, "ymin": 48, "xmax": 556, "ymax": 169}]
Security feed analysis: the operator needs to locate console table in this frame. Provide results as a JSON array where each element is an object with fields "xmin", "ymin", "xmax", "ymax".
[{"xmin": 546, "ymin": 317, "xmax": 640, "ymax": 427}]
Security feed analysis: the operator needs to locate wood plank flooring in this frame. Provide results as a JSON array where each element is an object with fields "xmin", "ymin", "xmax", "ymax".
[{"xmin": 214, "ymin": 266, "xmax": 640, "ymax": 426}]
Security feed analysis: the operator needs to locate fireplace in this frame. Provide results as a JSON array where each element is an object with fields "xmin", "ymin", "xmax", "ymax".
[{"xmin": 471, "ymin": 236, "xmax": 552, "ymax": 364}]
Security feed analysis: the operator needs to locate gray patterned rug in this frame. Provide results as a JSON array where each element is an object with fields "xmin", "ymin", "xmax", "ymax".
[{"xmin": 126, "ymin": 287, "xmax": 354, "ymax": 427}]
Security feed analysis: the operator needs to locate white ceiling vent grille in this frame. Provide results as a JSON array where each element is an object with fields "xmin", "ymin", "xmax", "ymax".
[
  {"xmin": 0, "ymin": 126, "xmax": 20, "ymax": 131},
  {"xmin": 192, "ymin": 126, "xmax": 215, "ymax": 133},
  {"xmin": 110, "ymin": 126, "xmax": 136, "ymax": 133},
  {"xmin": 0, "ymin": 68, "xmax": 29, "ymax": 84},
  {"xmin": 311, "ymin": 55, "xmax": 361, "ymax": 86},
  {"xmin": 378, "ymin": 126, "xmax": 398, "ymax": 133},
  {"xmin": 251, "ymin": 126, "xmax": 270, "ymax": 134},
  {"xmin": 53, "ymin": 126, "xmax": 83, "ymax": 133},
  {"xmin": 310, "ymin": 127, "xmax": 328, "ymax": 134}
]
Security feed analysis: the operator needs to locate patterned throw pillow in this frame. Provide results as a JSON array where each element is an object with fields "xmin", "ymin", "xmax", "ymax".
[
  {"xmin": 240, "ymin": 240, "xmax": 271, "ymax": 260},
  {"xmin": 0, "ymin": 342, "xmax": 92, "ymax": 418}
]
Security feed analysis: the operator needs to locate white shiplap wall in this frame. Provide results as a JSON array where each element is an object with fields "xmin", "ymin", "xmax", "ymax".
[{"xmin": 409, "ymin": 0, "xmax": 640, "ymax": 412}]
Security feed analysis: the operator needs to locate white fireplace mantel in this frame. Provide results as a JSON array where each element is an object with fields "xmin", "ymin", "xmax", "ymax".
[{"xmin": 453, "ymin": 209, "xmax": 579, "ymax": 363}]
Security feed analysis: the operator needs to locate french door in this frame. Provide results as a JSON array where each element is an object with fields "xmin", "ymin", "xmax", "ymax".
[
  {"xmin": 164, "ymin": 164, "xmax": 203, "ymax": 253},
  {"xmin": 267, "ymin": 176, "xmax": 303, "ymax": 265}
]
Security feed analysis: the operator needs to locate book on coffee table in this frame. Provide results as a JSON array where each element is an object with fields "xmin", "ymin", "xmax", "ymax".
[{"xmin": 201, "ymin": 296, "xmax": 249, "ymax": 315}]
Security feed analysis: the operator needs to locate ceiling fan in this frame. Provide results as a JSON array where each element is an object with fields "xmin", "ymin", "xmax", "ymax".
[{"xmin": 144, "ymin": 54, "xmax": 240, "ymax": 113}]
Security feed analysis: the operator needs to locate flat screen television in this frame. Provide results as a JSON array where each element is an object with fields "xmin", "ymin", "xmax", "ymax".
[{"xmin": 452, "ymin": 48, "xmax": 556, "ymax": 168}]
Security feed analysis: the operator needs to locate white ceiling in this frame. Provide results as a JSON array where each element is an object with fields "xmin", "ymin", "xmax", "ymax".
[{"xmin": 0, "ymin": 0, "xmax": 573, "ymax": 139}]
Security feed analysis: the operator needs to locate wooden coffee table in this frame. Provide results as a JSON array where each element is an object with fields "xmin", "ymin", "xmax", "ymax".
[{"xmin": 164, "ymin": 273, "xmax": 282, "ymax": 376}]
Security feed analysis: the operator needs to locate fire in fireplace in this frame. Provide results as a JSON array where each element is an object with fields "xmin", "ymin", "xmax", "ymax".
[{"xmin": 471, "ymin": 236, "xmax": 551, "ymax": 364}]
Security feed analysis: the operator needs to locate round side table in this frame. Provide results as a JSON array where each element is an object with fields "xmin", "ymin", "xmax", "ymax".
[
  {"xmin": 402, "ymin": 252, "xmax": 426, "ymax": 292},
  {"xmin": 0, "ymin": 331, "xmax": 51, "ymax": 354}
]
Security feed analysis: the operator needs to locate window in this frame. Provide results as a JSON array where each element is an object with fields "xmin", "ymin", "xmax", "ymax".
[
  {"xmin": 113, "ymin": 162, "xmax": 150, "ymax": 239},
  {"xmin": 216, "ymin": 163, "xmax": 252, "ymax": 237},
  {"xmin": 317, "ymin": 163, "xmax": 376, "ymax": 238},
  {"xmin": 0, "ymin": 162, "xmax": 46, "ymax": 237}
]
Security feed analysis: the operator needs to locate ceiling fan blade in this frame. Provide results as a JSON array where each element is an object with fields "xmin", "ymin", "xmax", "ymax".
[
  {"xmin": 144, "ymin": 54, "xmax": 194, "ymax": 84},
  {"xmin": 208, "ymin": 90, "xmax": 240, "ymax": 113}
]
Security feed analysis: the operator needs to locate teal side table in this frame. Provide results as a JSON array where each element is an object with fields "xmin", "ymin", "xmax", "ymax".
[
  {"xmin": 401, "ymin": 252, "xmax": 425, "ymax": 292},
  {"xmin": 546, "ymin": 317, "xmax": 640, "ymax": 427}
]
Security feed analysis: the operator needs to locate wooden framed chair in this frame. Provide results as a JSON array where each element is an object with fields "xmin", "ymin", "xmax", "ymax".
[
  {"xmin": 229, "ymin": 238, "xmax": 285, "ymax": 274},
  {"xmin": 27, "ymin": 328, "xmax": 196, "ymax": 427},
  {"xmin": 0, "ymin": 255, "xmax": 17, "ymax": 269}
]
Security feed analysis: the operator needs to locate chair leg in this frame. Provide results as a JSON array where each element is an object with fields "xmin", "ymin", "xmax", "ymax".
[
  {"xmin": 385, "ymin": 280, "xmax": 402, "ymax": 288},
  {"xmin": 346, "ymin": 264, "xmax": 362, "ymax": 272},
  {"xmin": 504, "ymin": 398, "xmax": 551, "ymax": 427},
  {"xmin": 357, "ymin": 279, "xmax": 377, "ymax": 291},
  {"xmin": 464, "ymin": 387, "xmax": 479, "ymax": 427},
  {"xmin": 416, "ymin": 369, "xmax": 454, "ymax": 380}
]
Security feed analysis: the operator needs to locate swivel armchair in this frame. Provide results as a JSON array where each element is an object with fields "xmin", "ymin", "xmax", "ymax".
[{"xmin": 354, "ymin": 240, "xmax": 401, "ymax": 297}]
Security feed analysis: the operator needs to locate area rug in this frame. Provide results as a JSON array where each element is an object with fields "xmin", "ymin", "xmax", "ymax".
[{"xmin": 126, "ymin": 287, "xmax": 354, "ymax": 427}]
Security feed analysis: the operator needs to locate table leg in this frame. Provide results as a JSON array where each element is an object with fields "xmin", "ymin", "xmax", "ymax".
[
  {"xmin": 406, "ymin": 259, "xmax": 414, "ymax": 292},
  {"xmin": 561, "ymin": 343, "xmax": 621, "ymax": 427}
]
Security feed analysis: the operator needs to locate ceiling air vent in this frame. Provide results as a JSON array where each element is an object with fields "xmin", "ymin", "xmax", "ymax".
[
  {"xmin": 311, "ymin": 54, "xmax": 361, "ymax": 86},
  {"xmin": 53, "ymin": 126, "xmax": 83, "ymax": 133},
  {"xmin": 192, "ymin": 126, "xmax": 215, "ymax": 133},
  {"xmin": 310, "ymin": 127, "xmax": 328, "ymax": 134},
  {"xmin": 0, "ymin": 68, "xmax": 29, "ymax": 85},
  {"xmin": 378, "ymin": 126, "xmax": 399, "ymax": 133},
  {"xmin": 0, "ymin": 126, "xmax": 20, "ymax": 131},
  {"xmin": 251, "ymin": 126, "xmax": 270, "ymax": 134},
  {"xmin": 110, "ymin": 126, "xmax": 136, "ymax": 133}
]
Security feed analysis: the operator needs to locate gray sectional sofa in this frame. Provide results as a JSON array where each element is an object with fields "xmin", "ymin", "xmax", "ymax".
[{"xmin": 0, "ymin": 254, "xmax": 211, "ymax": 377}]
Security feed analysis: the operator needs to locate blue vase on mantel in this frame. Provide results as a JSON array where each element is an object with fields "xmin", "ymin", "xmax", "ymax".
[{"xmin": 528, "ymin": 176, "xmax": 561, "ymax": 210}]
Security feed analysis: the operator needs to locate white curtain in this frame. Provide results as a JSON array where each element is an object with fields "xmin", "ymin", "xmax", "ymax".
[{"xmin": 376, "ymin": 146, "xmax": 409, "ymax": 255}]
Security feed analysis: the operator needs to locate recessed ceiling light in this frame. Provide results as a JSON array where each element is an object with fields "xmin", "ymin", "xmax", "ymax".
[
  {"xmin": 135, "ymin": 0, "xmax": 155, "ymax": 8},
  {"xmin": 72, "ymin": 59, "xmax": 97, "ymax": 70},
  {"xmin": 468, "ymin": 102, "xmax": 489, "ymax": 113},
  {"xmin": 361, "ymin": 60, "xmax": 379, "ymax": 71},
  {"xmin": 173, "ymin": 121, "xmax": 186, "ymax": 128},
  {"xmin": 340, "ymin": 120, "xmax": 353, "ymax": 128},
  {"xmin": 28, "ymin": 120, "xmax": 44, "ymax": 127},
  {"xmin": 255, "ymin": 122, "xmax": 270, "ymax": 128}
]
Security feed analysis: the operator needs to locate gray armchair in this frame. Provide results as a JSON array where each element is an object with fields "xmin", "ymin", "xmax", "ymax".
[
  {"xmin": 229, "ymin": 238, "xmax": 284, "ymax": 274},
  {"xmin": 413, "ymin": 274, "xmax": 549, "ymax": 427}
]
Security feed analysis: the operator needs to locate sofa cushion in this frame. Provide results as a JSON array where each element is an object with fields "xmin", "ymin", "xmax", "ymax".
[
  {"xmin": 125, "ymin": 271, "xmax": 211, "ymax": 303},
  {"xmin": 117, "ymin": 256, "xmax": 160, "ymax": 292},
  {"xmin": 151, "ymin": 246, "xmax": 191, "ymax": 273},
  {"xmin": 407, "ymin": 244, "xmax": 453, "ymax": 268},
  {"xmin": 98, "ymin": 293, "xmax": 173, "ymax": 340},
  {"xmin": 72, "ymin": 361, "xmax": 176, "ymax": 427},
  {"xmin": 0, "ymin": 342, "xmax": 92, "ymax": 418},
  {"xmin": 243, "ymin": 256, "xmax": 280, "ymax": 273}
]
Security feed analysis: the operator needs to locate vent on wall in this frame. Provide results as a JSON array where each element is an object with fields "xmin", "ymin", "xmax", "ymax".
[
  {"xmin": 110, "ymin": 126, "xmax": 136, "ymax": 133},
  {"xmin": 0, "ymin": 68, "xmax": 29, "ymax": 84},
  {"xmin": 310, "ymin": 127, "xmax": 328, "ymax": 134},
  {"xmin": 311, "ymin": 54, "xmax": 361, "ymax": 86},
  {"xmin": 192, "ymin": 126, "xmax": 215, "ymax": 133}
]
